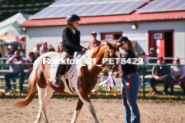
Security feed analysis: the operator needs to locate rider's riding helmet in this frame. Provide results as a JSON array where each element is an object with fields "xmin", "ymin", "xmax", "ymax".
[{"xmin": 66, "ymin": 14, "xmax": 80, "ymax": 27}]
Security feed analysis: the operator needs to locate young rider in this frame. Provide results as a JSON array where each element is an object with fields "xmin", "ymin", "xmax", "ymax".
[{"xmin": 53, "ymin": 14, "xmax": 87, "ymax": 86}]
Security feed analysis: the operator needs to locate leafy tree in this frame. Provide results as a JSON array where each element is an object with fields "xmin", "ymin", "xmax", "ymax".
[{"xmin": 0, "ymin": 0, "xmax": 56, "ymax": 21}]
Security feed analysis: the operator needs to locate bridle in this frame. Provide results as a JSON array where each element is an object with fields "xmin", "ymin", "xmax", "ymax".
[
  {"xmin": 78, "ymin": 47, "xmax": 119, "ymax": 71},
  {"xmin": 106, "ymin": 47, "xmax": 120, "ymax": 71}
]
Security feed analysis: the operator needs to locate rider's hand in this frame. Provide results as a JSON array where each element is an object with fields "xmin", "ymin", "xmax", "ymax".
[{"xmin": 81, "ymin": 48, "xmax": 87, "ymax": 54}]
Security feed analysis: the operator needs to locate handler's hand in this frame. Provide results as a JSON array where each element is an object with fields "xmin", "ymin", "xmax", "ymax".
[
  {"xmin": 113, "ymin": 71, "xmax": 119, "ymax": 78},
  {"xmin": 119, "ymin": 73, "xmax": 123, "ymax": 78}
]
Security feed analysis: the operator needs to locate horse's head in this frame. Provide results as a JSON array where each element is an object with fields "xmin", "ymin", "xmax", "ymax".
[
  {"xmin": 103, "ymin": 41, "xmax": 123, "ymax": 78},
  {"xmin": 90, "ymin": 41, "xmax": 123, "ymax": 78}
]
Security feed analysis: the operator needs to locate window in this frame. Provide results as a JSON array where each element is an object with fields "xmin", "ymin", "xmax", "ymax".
[{"xmin": 100, "ymin": 32, "xmax": 122, "ymax": 41}]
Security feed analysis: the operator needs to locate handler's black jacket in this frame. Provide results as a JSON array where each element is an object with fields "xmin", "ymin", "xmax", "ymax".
[
  {"xmin": 61, "ymin": 27, "xmax": 83, "ymax": 55},
  {"xmin": 121, "ymin": 49, "xmax": 138, "ymax": 75}
]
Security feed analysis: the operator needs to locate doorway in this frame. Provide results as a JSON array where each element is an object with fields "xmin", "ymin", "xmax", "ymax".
[{"xmin": 149, "ymin": 30, "xmax": 173, "ymax": 63}]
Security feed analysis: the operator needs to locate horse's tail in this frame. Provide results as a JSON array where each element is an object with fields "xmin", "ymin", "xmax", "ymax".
[{"xmin": 14, "ymin": 69, "xmax": 37, "ymax": 108}]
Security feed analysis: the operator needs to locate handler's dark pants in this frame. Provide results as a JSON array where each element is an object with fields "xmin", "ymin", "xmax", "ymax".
[
  {"xmin": 150, "ymin": 77, "xmax": 170, "ymax": 92},
  {"xmin": 4, "ymin": 71, "xmax": 24, "ymax": 92},
  {"xmin": 121, "ymin": 72, "xmax": 141, "ymax": 123}
]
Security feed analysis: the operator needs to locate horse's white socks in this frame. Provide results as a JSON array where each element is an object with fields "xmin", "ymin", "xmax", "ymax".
[{"xmin": 71, "ymin": 110, "xmax": 80, "ymax": 123}]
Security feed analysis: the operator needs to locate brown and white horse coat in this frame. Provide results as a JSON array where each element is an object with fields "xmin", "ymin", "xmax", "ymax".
[{"xmin": 15, "ymin": 42, "xmax": 122, "ymax": 123}]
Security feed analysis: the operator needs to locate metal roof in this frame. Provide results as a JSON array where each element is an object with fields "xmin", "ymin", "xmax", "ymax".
[{"xmin": 19, "ymin": 11, "xmax": 185, "ymax": 27}]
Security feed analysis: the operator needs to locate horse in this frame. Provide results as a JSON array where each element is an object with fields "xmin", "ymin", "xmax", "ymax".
[{"xmin": 15, "ymin": 41, "xmax": 123, "ymax": 123}]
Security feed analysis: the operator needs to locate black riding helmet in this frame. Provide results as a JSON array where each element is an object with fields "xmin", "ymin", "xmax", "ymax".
[{"xmin": 66, "ymin": 14, "xmax": 80, "ymax": 28}]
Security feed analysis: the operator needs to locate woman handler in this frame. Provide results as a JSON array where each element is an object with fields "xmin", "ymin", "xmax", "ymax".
[
  {"xmin": 53, "ymin": 14, "xmax": 87, "ymax": 85},
  {"xmin": 118, "ymin": 36, "xmax": 141, "ymax": 123}
]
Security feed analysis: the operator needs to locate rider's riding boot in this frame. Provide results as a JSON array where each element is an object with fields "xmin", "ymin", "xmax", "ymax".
[{"xmin": 52, "ymin": 64, "xmax": 66, "ymax": 86}]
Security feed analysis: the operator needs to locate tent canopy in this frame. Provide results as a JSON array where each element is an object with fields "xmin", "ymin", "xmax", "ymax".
[{"xmin": 0, "ymin": 12, "xmax": 31, "ymax": 39}]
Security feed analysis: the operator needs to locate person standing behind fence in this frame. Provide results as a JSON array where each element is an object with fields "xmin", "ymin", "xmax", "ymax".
[
  {"xmin": 32, "ymin": 43, "xmax": 40, "ymax": 54},
  {"xmin": 87, "ymin": 31, "xmax": 101, "ymax": 50},
  {"xmin": 150, "ymin": 57, "xmax": 170, "ymax": 95},
  {"xmin": 4, "ymin": 51, "xmax": 25, "ymax": 94},
  {"xmin": 55, "ymin": 42, "xmax": 63, "ymax": 53},
  {"xmin": 25, "ymin": 52, "xmax": 36, "ymax": 76},
  {"xmin": 117, "ymin": 36, "xmax": 141, "ymax": 123},
  {"xmin": 170, "ymin": 58, "xmax": 185, "ymax": 95},
  {"xmin": 147, "ymin": 48, "xmax": 157, "ymax": 63},
  {"xmin": 40, "ymin": 41, "xmax": 49, "ymax": 55},
  {"xmin": 5, "ymin": 45, "xmax": 14, "ymax": 58},
  {"xmin": 138, "ymin": 51, "xmax": 149, "ymax": 75},
  {"xmin": 48, "ymin": 44, "xmax": 55, "ymax": 52}
]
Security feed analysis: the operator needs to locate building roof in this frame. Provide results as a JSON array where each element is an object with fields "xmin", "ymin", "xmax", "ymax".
[{"xmin": 19, "ymin": 11, "xmax": 185, "ymax": 27}]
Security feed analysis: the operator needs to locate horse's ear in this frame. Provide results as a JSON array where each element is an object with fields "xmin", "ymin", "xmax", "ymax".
[
  {"xmin": 106, "ymin": 40, "xmax": 113, "ymax": 49},
  {"xmin": 118, "ymin": 42, "xmax": 124, "ymax": 47}
]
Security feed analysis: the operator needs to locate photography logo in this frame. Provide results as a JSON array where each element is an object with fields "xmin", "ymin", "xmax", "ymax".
[{"xmin": 43, "ymin": 58, "xmax": 143, "ymax": 66}]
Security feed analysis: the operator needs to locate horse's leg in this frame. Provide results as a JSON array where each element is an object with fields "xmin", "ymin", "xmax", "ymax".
[
  {"xmin": 78, "ymin": 92, "xmax": 99, "ymax": 123},
  {"xmin": 34, "ymin": 86, "xmax": 46, "ymax": 123},
  {"xmin": 42, "ymin": 86, "xmax": 54, "ymax": 123},
  {"xmin": 71, "ymin": 98, "xmax": 84, "ymax": 123}
]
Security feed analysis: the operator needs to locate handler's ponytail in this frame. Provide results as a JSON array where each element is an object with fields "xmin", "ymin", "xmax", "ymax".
[{"xmin": 128, "ymin": 40, "xmax": 137, "ymax": 57}]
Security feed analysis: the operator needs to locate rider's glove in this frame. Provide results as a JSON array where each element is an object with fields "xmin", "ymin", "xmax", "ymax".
[{"xmin": 81, "ymin": 48, "xmax": 87, "ymax": 54}]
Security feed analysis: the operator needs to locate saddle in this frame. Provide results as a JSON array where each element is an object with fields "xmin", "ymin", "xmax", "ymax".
[{"xmin": 51, "ymin": 52, "xmax": 84, "ymax": 80}]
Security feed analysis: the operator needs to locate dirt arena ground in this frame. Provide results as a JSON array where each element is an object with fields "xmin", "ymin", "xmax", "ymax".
[{"xmin": 0, "ymin": 98, "xmax": 185, "ymax": 123}]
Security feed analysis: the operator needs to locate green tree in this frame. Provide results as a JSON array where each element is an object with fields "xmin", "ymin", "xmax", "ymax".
[{"xmin": 0, "ymin": 0, "xmax": 56, "ymax": 21}]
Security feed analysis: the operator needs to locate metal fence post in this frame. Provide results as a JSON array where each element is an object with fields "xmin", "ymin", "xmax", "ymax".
[{"xmin": 142, "ymin": 64, "xmax": 146, "ymax": 98}]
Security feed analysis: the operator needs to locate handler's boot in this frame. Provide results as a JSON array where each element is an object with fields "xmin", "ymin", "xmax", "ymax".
[{"xmin": 52, "ymin": 64, "xmax": 66, "ymax": 86}]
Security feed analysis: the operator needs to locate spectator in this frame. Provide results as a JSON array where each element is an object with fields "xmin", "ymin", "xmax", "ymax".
[
  {"xmin": 87, "ymin": 31, "xmax": 101, "ymax": 49},
  {"xmin": 5, "ymin": 45, "xmax": 14, "ymax": 58},
  {"xmin": 170, "ymin": 58, "xmax": 185, "ymax": 95},
  {"xmin": 102, "ymin": 66, "xmax": 109, "ymax": 80},
  {"xmin": 150, "ymin": 57, "xmax": 170, "ymax": 95},
  {"xmin": 140, "ymin": 51, "xmax": 149, "ymax": 64},
  {"xmin": 32, "ymin": 43, "xmax": 40, "ymax": 54},
  {"xmin": 40, "ymin": 41, "xmax": 49, "ymax": 55},
  {"xmin": 48, "ymin": 44, "xmax": 55, "ymax": 52},
  {"xmin": 138, "ymin": 51, "xmax": 149, "ymax": 75},
  {"xmin": 147, "ymin": 48, "xmax": 157, "ymax": 63},
  {"xmin": 55, "ymin": 42, "xmax": 63, "ymax": 53},
  {"xmin": 35, "ymin": 52, "xmax": 40, "ymax": 59},
  {"xmin": 4, "ymin": 51, "xmax": 25, "ymax": 94},
  {"xmin": 25, "ymin": 52, "xmax": 36, "ymax": 76}
]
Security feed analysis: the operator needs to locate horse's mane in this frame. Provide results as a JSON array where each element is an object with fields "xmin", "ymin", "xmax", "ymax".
[{"xmin": 92, "ymin": 44, "xmax": 106, "ymax": 56}]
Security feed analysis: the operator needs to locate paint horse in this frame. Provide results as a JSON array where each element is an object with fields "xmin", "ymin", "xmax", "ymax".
[{"xmin": 15, "ymin": 41, "xmax": 122, "ymax": 123}]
